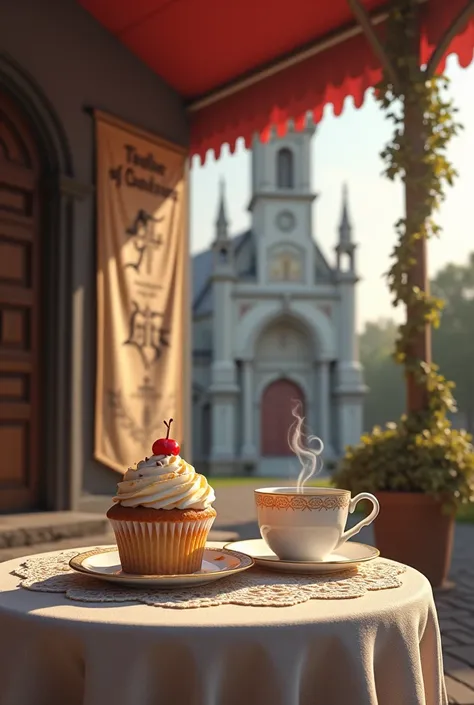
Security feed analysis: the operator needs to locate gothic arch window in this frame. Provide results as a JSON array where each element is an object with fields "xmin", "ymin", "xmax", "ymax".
[
  {"xmin": 276, "ymin": 147, "xmax": 294, "ymax": 189},
  {"xmin": 268, "ymin": 244, "xmax": 304, "ymax": 282}
]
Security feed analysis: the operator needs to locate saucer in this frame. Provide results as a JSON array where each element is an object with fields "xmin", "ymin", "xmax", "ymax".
[
  {"xmin": 224, "ymin": 539, "xmax": 379, "ymax": 574},
  {"xmin": 69, "ymin": 546, "xmax": 254, "ymax": 588}
]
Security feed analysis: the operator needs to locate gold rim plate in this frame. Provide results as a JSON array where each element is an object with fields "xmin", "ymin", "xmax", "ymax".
[
  {"xmin": 224, "ymin": 539, "xmax": 379, "ymax": 575},
  {"xmin": 69, "ymin": 545, "xmax": 254, "ymax": 588}
]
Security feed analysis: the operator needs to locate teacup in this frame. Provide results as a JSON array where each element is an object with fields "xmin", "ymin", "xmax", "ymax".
[{"xmin": 255, "ymin": 486, "xmax": 380, "ymax": 562}]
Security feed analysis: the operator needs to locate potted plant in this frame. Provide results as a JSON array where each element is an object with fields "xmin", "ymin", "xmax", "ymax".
[
  {"xmin": 334, "ymin": 416, "xmax": 474, "ymax": 587},
  {"xmin": 334, "ymin": 0, "xmax": 474, "ymax": 588}
]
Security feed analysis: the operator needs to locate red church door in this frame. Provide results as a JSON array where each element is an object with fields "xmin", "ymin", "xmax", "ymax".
[{"xmin": 261, "ymin": 379, "xmax": 305, "ymax": 456}]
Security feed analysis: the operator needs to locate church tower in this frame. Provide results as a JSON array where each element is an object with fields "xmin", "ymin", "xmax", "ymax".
[
  {"xmin": 249, "ymin": 115, "xmax": 317, "ymax": 287},
  {"xmin": 334, "ymin": 185, "xmax": 367, "ymax": 448},
  {"xmin": 191, "ymin": 126, "xmax": 366, "ymax": 477},
  {"xmin": 209, "ymin": 179, "xmax": 238, "ymax": 473}
]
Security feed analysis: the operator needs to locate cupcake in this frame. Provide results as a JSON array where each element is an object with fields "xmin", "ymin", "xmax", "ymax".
[{"xmin": 107, "ymin": 419, "xmax": 216, "ymax": 575}]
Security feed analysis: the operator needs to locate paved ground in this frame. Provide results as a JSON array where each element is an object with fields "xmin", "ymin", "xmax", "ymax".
[{"xmin": 2, "ymin": 483, "xmax": 474, "ymax": 704}]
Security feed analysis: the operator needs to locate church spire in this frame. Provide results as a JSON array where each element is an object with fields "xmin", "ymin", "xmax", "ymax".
[
  {"xmin": 336, "ymin": 183, "xmax": 356, "ymax": 275},
  {"xmin": 215, "ymin": 177, "xmax": 229, "ymax": 241},
  {"xmin": 338, "ymin": 183, "xmax": 352, "ymax": 248},
  {"xmin": 212, "ymin": 177, "xmax": 234, "ymax": 273}
]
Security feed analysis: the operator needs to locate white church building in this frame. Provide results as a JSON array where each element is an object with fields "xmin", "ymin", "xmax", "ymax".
[{"xmin": 192, "ymin": 118, "xmax": 366, "ymax": 476}]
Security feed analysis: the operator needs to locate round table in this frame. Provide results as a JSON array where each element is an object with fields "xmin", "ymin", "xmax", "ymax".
[{"xmin": 0, "ymin": 546, "xmax": 447, "ymax": 705}]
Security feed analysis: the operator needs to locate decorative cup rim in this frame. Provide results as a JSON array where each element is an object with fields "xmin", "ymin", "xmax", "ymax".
[{"xmin": 254, "ymin": 486, "xmax": 350, "ymax": 498}]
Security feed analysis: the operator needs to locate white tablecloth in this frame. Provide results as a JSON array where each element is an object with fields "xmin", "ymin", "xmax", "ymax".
[{"xmin": 0, "ymin": 546, "xmax": 447, "ymax": 705}]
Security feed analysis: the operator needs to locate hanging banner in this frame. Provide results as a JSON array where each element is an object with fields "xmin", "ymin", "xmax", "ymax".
[{"xmin": 94, "ymin": 110, "xmax": 188, "ymax": 473}]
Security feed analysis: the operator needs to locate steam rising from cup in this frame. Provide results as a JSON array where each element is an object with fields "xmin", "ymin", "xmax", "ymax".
[{"xmin": 288, "ymin": 401, "xmax": 324, "ymax": 493}]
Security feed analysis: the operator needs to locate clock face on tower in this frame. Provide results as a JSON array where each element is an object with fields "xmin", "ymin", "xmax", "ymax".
[{"xmin": 276, "ymin": 210, "xmax": 296, "ymax": 233}]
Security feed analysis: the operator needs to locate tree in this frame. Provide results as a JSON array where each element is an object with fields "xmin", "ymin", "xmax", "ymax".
[
  {"xmin": 432, "ymin": 253, "xmax": 474, "ymax": 431},
  {"xmin": 360, "ymin": 254, "xmax": 474, "ymax": 433},
  {"xmin": 360, "ymin": 319, "xmax": 398, "ymax": 365},
  {"xmin": 359, "ymin": 319, "xmax": 405, "ymax": 431}
]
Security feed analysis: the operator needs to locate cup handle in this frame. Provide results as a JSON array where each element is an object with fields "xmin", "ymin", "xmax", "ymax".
[{"xmin": 336, "ymin": 493, "xmax": 380, "ymax": 548}]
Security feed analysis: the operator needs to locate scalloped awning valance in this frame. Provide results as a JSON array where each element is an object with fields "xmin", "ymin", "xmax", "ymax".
[{"xmin": 78, "ymin": 0, "xmax": 474, "ymax": 162}]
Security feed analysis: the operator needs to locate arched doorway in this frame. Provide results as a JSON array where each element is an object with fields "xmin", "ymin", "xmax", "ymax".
[
  {"xmin": 0, "ymin": 90, "xmax": 43, "ymax": 511},
  {"xmin": 261, "ymin": 379, "xmax": 305, "ymax": 456}
]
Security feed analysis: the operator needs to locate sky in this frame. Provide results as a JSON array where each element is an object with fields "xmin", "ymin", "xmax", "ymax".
[{"xmin": 190, "ymin": 56, "xmax": 474, "ymax": 333}]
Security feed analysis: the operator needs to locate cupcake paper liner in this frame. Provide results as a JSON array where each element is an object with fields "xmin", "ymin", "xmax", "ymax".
[{"xmin": 109, "ymin": 516, "xmax": 215, "ymax": 575}]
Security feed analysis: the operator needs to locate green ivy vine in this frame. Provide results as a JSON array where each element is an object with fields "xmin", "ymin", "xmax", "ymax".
[
  {"xmin": 376, "ymin": 0, "xmax": 462, "ymax": 430},
  {"xmin": 334, "ymin": 0, "xmax": 474, "ymax": 504}
]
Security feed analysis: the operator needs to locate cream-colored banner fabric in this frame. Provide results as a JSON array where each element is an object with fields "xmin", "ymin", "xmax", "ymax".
[{"xmin": 94, "ymin": 111, "xmax": 188, "ymax": 473}]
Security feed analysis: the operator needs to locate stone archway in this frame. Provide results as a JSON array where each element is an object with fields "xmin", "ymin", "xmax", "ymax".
[{"xmin": 261, "ymin": 379, "xmax": 305, "ymax": 456}]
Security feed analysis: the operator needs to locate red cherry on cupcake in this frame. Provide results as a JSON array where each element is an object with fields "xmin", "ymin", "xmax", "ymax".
[{"xmin": 152, "ymin": 418, "xmax": 180, "ymax": 456}]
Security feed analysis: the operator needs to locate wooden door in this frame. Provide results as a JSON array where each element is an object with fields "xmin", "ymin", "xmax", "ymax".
[
  {"xmin": 261, "ymin": 379, "xmax": 305, "ymax": 456},
  {"xmin": 0, "ymin": 91, "xmax": 41, "ymax": 511}
]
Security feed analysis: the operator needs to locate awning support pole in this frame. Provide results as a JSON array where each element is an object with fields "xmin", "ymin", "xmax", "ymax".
[
  {"xmin": 426, "ymin": 1, "xmax": 474, "ymax": 77},
  {"xmin": 345, "ymin": 0, "xmax": 400, "ymax": 88},
  {"xmin": 187, "ymin": 9, "xmax": 389, "ymax": 112},
  {"xmin": 349, "ymin": 0, "xmax": 473, "ymax": 415}
]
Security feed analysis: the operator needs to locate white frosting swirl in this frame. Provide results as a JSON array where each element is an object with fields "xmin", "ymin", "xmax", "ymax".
[{"xmin": 113, "ymin": 454, "xmax": 215, "ymax": 511}]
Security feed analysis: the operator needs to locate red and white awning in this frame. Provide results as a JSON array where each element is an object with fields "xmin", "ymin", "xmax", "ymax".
[{"xmin": 78, "ymin": 0, "xmax": 474, "ymax": 161}]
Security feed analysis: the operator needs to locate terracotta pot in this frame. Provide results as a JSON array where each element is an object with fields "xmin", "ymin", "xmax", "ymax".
[{"xmin": 373, "ymin": 492, "xmax": 455, "ymax": 588}]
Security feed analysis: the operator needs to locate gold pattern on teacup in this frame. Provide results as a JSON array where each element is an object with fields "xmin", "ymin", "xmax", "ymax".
[{"xmin": 255, "ymin": 493, "xmax": 350, "ymax": 511}]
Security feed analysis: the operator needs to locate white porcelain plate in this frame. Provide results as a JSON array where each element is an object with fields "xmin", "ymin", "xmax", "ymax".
[
  {"xmin": 224, "ymin": 539, "xmax": 379, "ymax": 575},
  {"xmin": 69, "ymin": 546, "xmax": 254, "ymax": 588}
]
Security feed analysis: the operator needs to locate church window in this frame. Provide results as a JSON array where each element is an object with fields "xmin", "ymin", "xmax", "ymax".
[
  {"xmin": 269, "ymin": 251, "xmax": 303, "ymax": 282},
  {"xmin": 277, "ymin": 148, "xmax": 294, "ymax": 189},
  {"xmin": 218, "ymin": 246, "xmax": 228, "ymax": 263},
  {"xmin": 338, "ymin": 252, "xmax": 352, "ymax": 273}
]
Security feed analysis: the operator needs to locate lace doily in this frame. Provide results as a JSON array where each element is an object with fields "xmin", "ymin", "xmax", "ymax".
[{"xmin": 11, "ymin": 550, "xmax": 406, "ymax": 609}]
